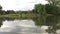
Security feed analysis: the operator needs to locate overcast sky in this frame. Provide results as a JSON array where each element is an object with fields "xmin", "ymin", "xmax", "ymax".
[{"xmin": 0, "ymin": 0, "xmax": 48, "ymax": 11}]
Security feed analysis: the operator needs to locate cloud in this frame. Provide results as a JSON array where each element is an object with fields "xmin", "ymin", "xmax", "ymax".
[{"xmin": 0, "ymin": 0, "xmax": 48, "ymax": 11}]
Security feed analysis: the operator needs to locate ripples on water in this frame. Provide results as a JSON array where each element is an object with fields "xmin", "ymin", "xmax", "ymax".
[{"xmin": 0, "ymin": 20, "xmax": 49, "ymax": 34}]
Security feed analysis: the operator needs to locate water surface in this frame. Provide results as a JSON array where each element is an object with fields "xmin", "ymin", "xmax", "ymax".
[
  {"xmin": 0, "ymin": 19, "xmax": 48, "ymax": 34},
  {"xmin": 0, "ymin": 15, "xmax": 60, "ymax": 34}
]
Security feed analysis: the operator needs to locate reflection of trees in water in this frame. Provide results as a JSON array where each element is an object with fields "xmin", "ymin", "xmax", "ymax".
[
  {"xmin": 46, "ymin": 16, "xmax": 60, "ymax": 34},
  {"xmin": 33, "ymin": 15, "xmax": 60, "ymax": 34},
  {"xmin": 0, "ymin": 19, "xmax": 3, "ymax": 27},
  {"xmin": 0, "ymin": 17, "xmax": 15, "ymax": 27},
  {"xmin": 0, "ymin": 18, "xmax": 5, "ymax": 27},
  {"xmin": 46, "ymin": 16, "xmax": 58, "ymax": 34}
]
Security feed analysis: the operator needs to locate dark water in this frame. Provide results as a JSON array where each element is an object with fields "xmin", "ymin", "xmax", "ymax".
[
  {"xmin": 34, "ymin": 15, "xmax": 60, "ymax": 34},
  {"xmin": 0, "ymin": 16, "xmax": 60, "ymax": 34}
]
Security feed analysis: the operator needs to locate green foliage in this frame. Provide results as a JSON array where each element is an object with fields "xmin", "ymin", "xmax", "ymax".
[
  {"xmin": 0, "ymin": 5, "xmax": 2, "ymax": 10},
  {"xmin": 34, "ymin": 4, "xmax": 44, "ymax": 14},
  {"xmin": 46, "ymin": 0, "xmax": 60, "ymax": 6},
  {"xmin": 46, "ymin": 0, "xmax": 60, "ymax": 14},
  {"xmin": 0, "ymin": 5, "xmax": 3, "ymax": 15},
  {"xmin": 45, "ymin": 4, "xmax": 59, "ymax": 14},
  {"xmin": 6, "ymin": 10, "xmax": 15, "ymax": 14}
]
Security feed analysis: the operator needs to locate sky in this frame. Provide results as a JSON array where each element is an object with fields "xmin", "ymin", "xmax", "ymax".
[{"xmin": 0, "ymin": 0, "xmax": 48, "ymax": 11}]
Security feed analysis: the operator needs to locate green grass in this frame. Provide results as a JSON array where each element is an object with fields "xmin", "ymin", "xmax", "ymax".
[{"xmin": 0, "ymin": 13, "xmax": 39, "ymax": 19}]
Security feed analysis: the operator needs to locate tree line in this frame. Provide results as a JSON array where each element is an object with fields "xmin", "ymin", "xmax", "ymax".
[{"xmin": 0, "ymin": 0, "xmax": 60, "ymax": 15}]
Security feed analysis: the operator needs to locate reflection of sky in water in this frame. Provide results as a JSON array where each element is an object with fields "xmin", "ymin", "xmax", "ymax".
[
  {"xmin": 0, "ymin": 20, "xmax": 49, "ymax": 34},
  {"xmin": 56, "ymin": 30, "xmax": 60, "ymax": 34},
  {"xmin": 1, "ymin": 20, "xmax": 36, "ymax": 27}
]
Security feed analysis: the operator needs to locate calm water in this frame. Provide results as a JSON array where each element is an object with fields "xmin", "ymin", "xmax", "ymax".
[
  {"xmin": 0, "ymin": 16, "xmax": 60, "ymax": 34},
  {"xmin": 0, "ymin": 19, "xmax": 48, "ymax": 34}
]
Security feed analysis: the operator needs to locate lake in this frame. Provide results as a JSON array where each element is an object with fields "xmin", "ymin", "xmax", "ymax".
[
  {"xmin": 0, "ymin": 16, "xmax": 60, "ymax": 34},
  {"xmin": 0, "ymin": 19, "xmax": 48, "ymax": 34}
]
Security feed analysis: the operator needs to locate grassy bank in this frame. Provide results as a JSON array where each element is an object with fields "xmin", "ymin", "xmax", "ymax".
[{"xmin": 0, "ymin": 13, "xmax": 39, "ymax": 19}]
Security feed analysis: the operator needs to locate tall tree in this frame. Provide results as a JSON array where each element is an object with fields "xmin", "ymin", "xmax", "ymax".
[
  {"xmin": 0, "ymin": 5, "xmax": 2, "ymax": 10},
  {"xmin": 46, "ymin": 0, "xmax": 60, "ymax": 6},
  {"xmin": 45, "ymin": 4, "xmax": 59, "ymax": 14},
  {"xmin": 34, "ymin": 4, "xmax": 44, "ymax": 14},
  {"xmin": 45, "ymin": 0, "xmax": 60, "ymax": 14},
  {"xmin": 33, "ymin": 4, "xmax": 47, "ymax": 26},
  {"xmin": 0, "ymin": 5, "xmax": 3, "ymax": 15}
]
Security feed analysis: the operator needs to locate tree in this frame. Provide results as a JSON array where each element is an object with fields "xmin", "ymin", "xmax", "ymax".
[
  {"xmin": 45, "ymin": 0, "xmax": 60, "ymax": 14},
  {"xmin": 0, "ymin": 5, "xmax": 3, "ymax": 15},
  {"xmin": 1, "ymin": 10, "xmax": 6, "ymax": 15},
  {"xmin": 33, "ymin": 4, "xmax": 47, "ymax": 26},
  {"xmin": 46, "ymin": 0, "xmax": 60, "ymax": 5},
  {"xmin": 45, "ymin": 0, "xmax": 60, "ymax": 33},
  {"xmin": 34, "ymin": 4, "xmax": 44, "ymax": 14},
  {"xmin": 0, "ymin": 5, "xmax": 2, "ymax": 10},
  {"xmin": 6, "ymin": 10, "xmax": 15, "ymax": 14},
  {"xmin": 0, "ymin": 5, "xmax": 6, "ymax": 15},
  {"xmin": 45, "ymin": 4, "xmax": 59, "ymax": 14}
]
